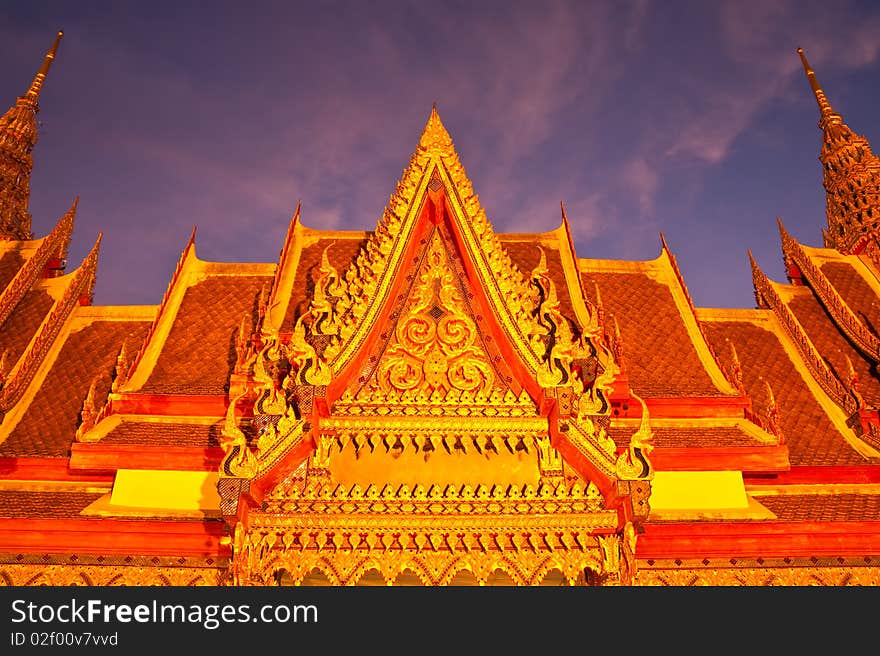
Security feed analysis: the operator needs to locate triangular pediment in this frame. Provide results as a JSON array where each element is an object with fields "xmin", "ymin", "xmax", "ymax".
[
  {"xmin": 307, "ymin": 108, "xmax": 579, "ymax": 400},
  {"xmin": 223, "ymin": 108, "xmax": 650, "ymax": 525}
]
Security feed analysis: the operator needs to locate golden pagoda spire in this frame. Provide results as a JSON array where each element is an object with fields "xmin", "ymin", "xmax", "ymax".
[
  {"xmin": 0, "ymin": 30, "xmax": 64, "ymax": 241},
  {"xmin": 796, "ymin": 47, "xmax": 880, "ymax": 253},
  {"xmin": 25, "ymin": 30, "xmax": 64, "ymax": 106},
  {"xmin": 797, "ymin": 47, "xmax": 840, "ymax": 126}
]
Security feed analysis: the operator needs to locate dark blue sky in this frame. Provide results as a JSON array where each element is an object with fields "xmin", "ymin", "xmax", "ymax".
[{"xmin": 3, "ymin": 0, "xmax": 880, "ymax": 309}]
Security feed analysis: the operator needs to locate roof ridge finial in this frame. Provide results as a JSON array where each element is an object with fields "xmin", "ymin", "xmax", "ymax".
[
  {"xmin": 797, "ymin": 47, "xmax": 839, "ymax": 125},
  {"xmin": 25, "ymin": 30, "xmax": 63, "ymax": 104},
  {"xmin": 419, "ymin": 103, "xmax": 453, "ymax": 155}
]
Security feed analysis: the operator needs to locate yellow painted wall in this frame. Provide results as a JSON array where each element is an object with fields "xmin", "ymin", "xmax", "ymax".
[
  {"xmin": 650, "ymin": 471, "xmax": 748, "ymax": 510},
  {"xmin": 110, "ymin": 469, "xmax": 220, "ymax": 511}
]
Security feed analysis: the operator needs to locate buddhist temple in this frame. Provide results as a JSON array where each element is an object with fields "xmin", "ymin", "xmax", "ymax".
[{"xmin": 1, "ymin": 34, "xmax": 879, "ymax": 587}]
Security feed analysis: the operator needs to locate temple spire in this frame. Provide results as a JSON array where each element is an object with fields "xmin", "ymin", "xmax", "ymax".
[
  {"xmin": 24, "ymin": 30, "xmax": 64, "ymax": 106},
  {"xmin": 797, "ymin": 47, "xmax": 840, "ymax": 126},
  {"xmin": 0, "ymin": 30, "xmax": 64, "ymax": 241},
  {"xmin": 796, "ymin": 47, "xmax": 880, "ymax": 253}
]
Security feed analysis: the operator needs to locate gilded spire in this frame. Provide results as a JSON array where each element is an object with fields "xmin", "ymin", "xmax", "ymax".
[
  {"xmin": 797, "ymin": 47, "xmax": 839, "ymax": 126},
  {"xmin": 25, "ymin": 31, "xmax": 64, "ymax": 106},
  {"xmin": 0, "ymin": 31, "xmax": 64, "ymax": 241},
  {"xmin": 796, "ymin": 47, "xmax": 880, "ymax": 253}
]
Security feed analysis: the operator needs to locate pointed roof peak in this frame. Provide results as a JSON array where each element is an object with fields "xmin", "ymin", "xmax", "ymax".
[
  {"xmin": 776, "ymin": 216, "xmax": 791, "ymax": 239},
  {"xmin": 747, "ymin": 248, "xmax": 759, "ymax": 271},
  {"xmin": 797, "ymin": 46, "xmax": 840, "ymax": 125},
  {"xmin": 24, "ymin": 30, "xmax": 63, "ymax": 105},
  {"xmin": 418, "ymin": 103, "xmax": 454, "ymax": 156}
]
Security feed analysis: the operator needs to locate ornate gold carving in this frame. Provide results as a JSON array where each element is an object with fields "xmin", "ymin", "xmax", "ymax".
[
  {"xmin": 289, "ymin": 316, "xmax": 332, "ymax": 386},
  {"xmin": 334, "ymin": 385, "xmax": 536, "ymax": 417},
  {"xmin": 536, "ymin": 435, "xmax": 564, "ymax": 480},
  {"xmin": 247, "ymin": 551, "xmax": 602, "ymax": 586},
  {"xmin": 220, "ymin": 390, "xmax": 257, "ymax": 479},
  {"xmin": 308, "ymin": 245, "xmax": 345, "ymax": 337},
  {"xmin": 234, "ymin": 314, "xmax": 253, "ymax": 375},
  {"xmin": 233, "ymin": 509, "xmax": 615, "ymax": 586},
  {"xmin": 373, "ymin": 232, "xmax": 495, "ymax": 397},
  {"xmin": 559, "ymin": 418, "xmax": 617, "ymax": 478},
  {"xmin": 615, "ymin": 393, "xmax": 654, "ymax": 480},
  {"xmin": 530, "ymin": 248, "xmax": 576, "ymax": 387},
  {"xmin": 726, "ymin": 339, "xmax": 747, "ymax": 396},
  {"xmin": 74, "ymin": 376, "xmax": 100, "ymax": 442},
  {"xmin": 322, "ymin": 426, "xmax": 544, "ymax": 461},
  {"xmin": 111, "ymin": 340, "xmax": 133, "ymax": 393},
  {"xmin": 761, "ymin": 380, "xmax": 784, "ymax": 439},
  {"xmin": 0, "ymin": 565, "xmax": 227, "ymax": 586},
  {"xmin": 596, "ymin": 533, "xmax": 621, "ymax": 585},
  {"xmin": 621, "ymin": 521, "xmax": 638, "ymax": 584},
  {"xmin": 265, "ymin": 475, "xmax": 609, "ymax": 514}
]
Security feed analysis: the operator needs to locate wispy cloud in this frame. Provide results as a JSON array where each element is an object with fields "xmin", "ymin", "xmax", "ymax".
[{"xmin": 4, "ymin": 0, "xmax": 880, "ymax": 308}]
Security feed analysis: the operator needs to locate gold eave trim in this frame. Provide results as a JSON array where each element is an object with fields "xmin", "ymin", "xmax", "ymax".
[
  {"xmin": 248, "ymin": 511, "xmax": 619, "ymax": 532},
  {"xmin": 201, "ymin": 261, "xmax": 276, "ymax": 276},
  {"xmin": 655, "ymin": 249, "xmax": 739, "ymax": 395},
  {"xmin": 696, "ymin": 308, "xmax": 773, "ymax": 323},
  {"xmin": 578, "ymin": 254, "xmax": 663, "ymax": 274},
  {"xmin": 322, "ymin": 415, "xmax": 548, "ymax": 432},
  {"xmin": 120, "ymin": 246, "xmax": 204, "ymax": 391},
  {"xmin": 70, "ymin": 305, "xmax": 158, "ymax": 323}
]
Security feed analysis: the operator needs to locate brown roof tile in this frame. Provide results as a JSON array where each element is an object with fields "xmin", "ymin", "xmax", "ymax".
[
  {"xmin": 786, "ymin": 289, "xmax": 880, "ymax": 407},
  {"xmin": 101, "ymin": 421, "xmax": 221, "ymax": 448},
  {"xmin": 702, "ymin": 320, "xmax": 874, "ymax": 466},
  {"xmin": 0, "ymin": 491, "xmax": 103, "ymax": 518},
  {"xmin": 0, "ymin": 320, "xmax": 149, "ymax": 458},
  {"xmin": 758, "ymin": 494, "xmax": 880, "ymax": 522},
  {"xmin": 608, "ymin": 424, "xmax": 765, "ymax": 448},
  {"xmin": 142, "ymin": 275, "xmax": 272, "ymax": 395},
  {"xmin": 582, "ymin": 270, "xmax": 720, "ymax": 397},
  {"xmin": 0, "ymin": 250, "xmax": 24, "ymax": 291},
  {"xmin": 821, "ymin": 261, "xmax": 880, "ymax": 337},
  {"xmin": 281, "ymin": 237, "xmax": 366, "ymax": 333},
  {"xmin": 0, "ymin": 289, "xmax": 53, "ymax": 365}
]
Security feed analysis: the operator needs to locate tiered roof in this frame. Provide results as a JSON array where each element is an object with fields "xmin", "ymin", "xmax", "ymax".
[{"xmin": 0, "ymin": 37, "xmax": 879, "ymax": 585}]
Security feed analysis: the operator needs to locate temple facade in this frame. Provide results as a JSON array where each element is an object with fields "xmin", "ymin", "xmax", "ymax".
[{"xmin": 1, "ymin": 34, "xmax": 880, "ymax": 586}]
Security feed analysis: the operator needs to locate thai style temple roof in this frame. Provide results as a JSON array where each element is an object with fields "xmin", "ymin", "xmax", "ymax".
[{"xmin": 0, "ymin": 36, "xmax": 880, "ymax": 586}]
